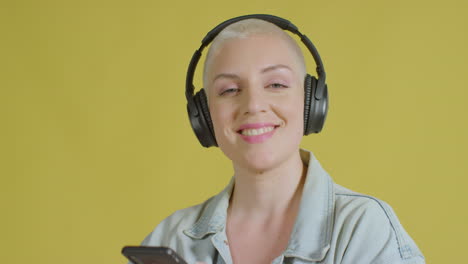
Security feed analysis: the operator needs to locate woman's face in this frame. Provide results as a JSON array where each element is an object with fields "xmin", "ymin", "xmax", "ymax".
[{"xmin": 205, "ymin": 34, "xmax": 305, "ymax": 173}]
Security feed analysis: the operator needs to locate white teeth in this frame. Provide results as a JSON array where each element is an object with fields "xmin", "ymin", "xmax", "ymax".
[{"xmin": 240, "ymin": 126, "xmax": 275, "ymax": 136}]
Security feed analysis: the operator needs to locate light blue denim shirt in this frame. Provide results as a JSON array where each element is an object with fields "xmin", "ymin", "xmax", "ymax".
[{"xmin": 139, "ymin": 149, "xmax": 425, "ymax": 264}]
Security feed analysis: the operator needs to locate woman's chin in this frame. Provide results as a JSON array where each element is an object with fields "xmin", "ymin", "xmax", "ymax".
[
  {"xmin": 233, "ymin": 148, "xmax": 287, "ymax": 174},
  {"xmin": 219, "ymin": 136, "xmax": 302, "ymax": 174}
]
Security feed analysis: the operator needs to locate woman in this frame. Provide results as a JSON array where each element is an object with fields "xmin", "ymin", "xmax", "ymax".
[{"xmin": 138, "ymin": 15, "xmax": 425, "ymax": 264}]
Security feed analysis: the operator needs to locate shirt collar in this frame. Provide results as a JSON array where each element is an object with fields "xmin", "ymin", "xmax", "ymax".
[
  {"xmin": 283, "ymin": 149, "xmax": 335, "ymax": 261},
  {"xmin": 183, "ymin": 149, "xmax": 335, "ymax": 262},
  {"xmin": 183, "ymin": 177, "xmax": 234, "ymax": 239}
]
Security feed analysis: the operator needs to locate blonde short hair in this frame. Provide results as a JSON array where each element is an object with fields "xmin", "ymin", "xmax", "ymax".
[{"xmin": 202, "ymin": 18, "xmax": 307, "ymax": 87}]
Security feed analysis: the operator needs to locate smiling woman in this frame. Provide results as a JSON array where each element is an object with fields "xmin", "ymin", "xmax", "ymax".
[
  {"xmin": 206, "ymin": 32, "xmax": 305, "ymax": 174},
  {"xmin": 133, "ymin": 15, "xmax": 426, "ymax": 264}
]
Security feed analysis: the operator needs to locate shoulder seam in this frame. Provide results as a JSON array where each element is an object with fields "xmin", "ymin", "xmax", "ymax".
[{"xmin": 335, "ymin": 193, "xmax": 412, "ymax": 260}]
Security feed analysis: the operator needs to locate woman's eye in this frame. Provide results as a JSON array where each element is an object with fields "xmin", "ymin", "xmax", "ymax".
[
  {"xmin": 220, "ymin": 88, "xmax": 239, "ymax": 96},
  {"xmin": 268, "ymin": 83, "xmax": 288, "ymax": 89}
]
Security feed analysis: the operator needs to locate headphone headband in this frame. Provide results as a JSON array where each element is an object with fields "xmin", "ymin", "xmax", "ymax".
[
  {"xmin": 185, "ymin": 14, "xmax": 327, "ymax": 108},
  {"xmin": 202, "ymin": 14, "xmax": 299, "ymax": 44}
]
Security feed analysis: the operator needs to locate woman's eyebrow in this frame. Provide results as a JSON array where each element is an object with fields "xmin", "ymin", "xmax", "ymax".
[
  {"xmin": 261, "ymin": 64, "xmax": 293, "ymax": 73},
  {"xmin": 212, "ymin": 64, "xmax": 292, "ymax": 83},
  {"xmin": 212, "ymin": 73, "xmax": 240, "ymax": 83}
]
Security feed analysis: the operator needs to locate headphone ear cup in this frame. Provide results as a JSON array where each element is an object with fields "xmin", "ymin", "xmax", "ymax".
[
  {"xmin": 304, "ymin": 74, "xmax": 328, "ymax": 135},
  {"xmin": 303, "ymin": 74, "xmax": 314, "ymax": 135},
  {"xmin": 190, "ymin": 89, "xmax": 217, "ymax": 147}
]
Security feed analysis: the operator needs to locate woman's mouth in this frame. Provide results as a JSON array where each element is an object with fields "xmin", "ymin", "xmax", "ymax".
[
  {"xmin": 236, "ymin": 123, "xmax": 280, "ymax": 143},
  {"xmin": 239, "ymin": 126, "xmax": 275, "ymax": 136}
]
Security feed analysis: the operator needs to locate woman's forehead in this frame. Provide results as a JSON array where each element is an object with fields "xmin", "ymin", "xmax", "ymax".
[{"xmin": 206, "ymin": 34, "xmax": 305, "ymax": 79}]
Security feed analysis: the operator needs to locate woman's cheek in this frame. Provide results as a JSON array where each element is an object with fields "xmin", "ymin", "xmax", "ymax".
[{"xmin": 211, "ymin": 103, "xmax": 230, "ymax": 132}]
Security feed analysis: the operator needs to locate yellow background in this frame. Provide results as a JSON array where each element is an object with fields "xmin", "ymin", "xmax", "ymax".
[{"xmin": 1, "ymin": 0, "xmax": 467, "ymax": 263}]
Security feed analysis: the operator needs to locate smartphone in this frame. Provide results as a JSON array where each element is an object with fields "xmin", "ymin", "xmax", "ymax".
[{"xmin": 122, "ymin": 246, "xmax": 188, "ymax": 264}]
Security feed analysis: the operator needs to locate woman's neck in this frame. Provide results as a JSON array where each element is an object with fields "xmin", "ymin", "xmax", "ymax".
[{"xmin": 229, "ymin": 150, "xmax": 306, "ymax": 219}]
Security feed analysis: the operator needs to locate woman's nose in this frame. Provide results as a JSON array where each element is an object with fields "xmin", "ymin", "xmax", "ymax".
[{"xmin": 240, "ymin": 86, "xmax": 267, "ymax": 115}]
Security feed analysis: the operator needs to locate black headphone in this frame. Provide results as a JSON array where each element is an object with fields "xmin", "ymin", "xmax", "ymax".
[{"xmin": 186, "ymin": 14, "xmax": 329, "ymax": 148}]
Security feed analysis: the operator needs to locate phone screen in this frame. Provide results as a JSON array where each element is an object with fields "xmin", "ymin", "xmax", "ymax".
[{"xmin": 122, "ymin": 246, "xmax": 188, "ymax": 264}]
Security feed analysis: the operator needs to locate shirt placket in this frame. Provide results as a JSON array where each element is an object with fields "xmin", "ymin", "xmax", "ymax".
[
  {"xmin": 272, "ymin": 254, "xmax": 285, "ymax": 264},
  {"xmin": 211, "ymin": 230, "xmax": 232, "ymax": 264}
]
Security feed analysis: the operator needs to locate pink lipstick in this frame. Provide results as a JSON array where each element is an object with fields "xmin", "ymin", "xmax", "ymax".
[{"xmin": 237, "ymin": 123, "xmax": 278, "ymax": 144}]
